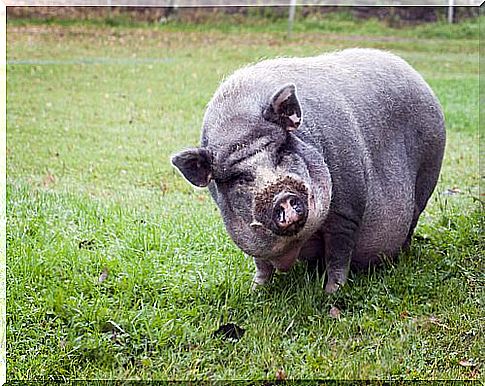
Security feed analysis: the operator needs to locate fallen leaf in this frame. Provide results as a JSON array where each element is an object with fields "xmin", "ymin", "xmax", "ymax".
[
  {"xmin": 213, "ymin": 323, "xmax": 245, "ymax": 342},
  {"xmin": 160, "ymin": 181, "xmax": 169, "ymax": 194},
  {"xmin": 42, "ymin": 172, "xmax": 56, "ymax": 187},
  {"xmin": 329, "ymin": 306, "xmax": 341, "ymax": 319},
  {"xmin": 184, "ymin": 343, "xmax": 199, "ymax": 352},
  {"xmin": 469, "ymin": 368, "xmax": 480, "ymax": 378},
  {"xmin": 442, "ymin": 187, "xmax": 462, "ymax": 195},
  {"xmin": 459, "ymin": 359, "xmax": 477, "ymax": 368},
  {"xmin": 79, "ymin": 239, "xmax": 96, "ymax": 250},
  {"xmin": 400, "ymin": 310, "xmax": 410, "ymax": 319},
  {"xmin": 98, "ymin": 267, "xmax": 108, "ymax": 283},
  {"xmin": 275, "ymin": 368, "xmax": 287, "ymax": 380},
  {"xmin": 427, "ymin": 316, "xmax": 451, "ymax": 330}
]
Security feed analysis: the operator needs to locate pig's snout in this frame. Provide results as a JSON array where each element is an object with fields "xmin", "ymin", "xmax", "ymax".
[
  {"xmin": 253, "ymin": 176, "xmax": 310, "ymax": 236},
  {"xmin": 272, "ymin": 193, "xmax": 308, "ymax": 235}
]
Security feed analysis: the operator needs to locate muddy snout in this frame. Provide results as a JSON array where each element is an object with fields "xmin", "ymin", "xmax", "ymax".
[
  {"xmin": 253, "ymin": 176, "xmax": 310, "ymax": 236},
  {"xmin": 272, "ymin": 192, "xmax": 308, "ymax": 234}
]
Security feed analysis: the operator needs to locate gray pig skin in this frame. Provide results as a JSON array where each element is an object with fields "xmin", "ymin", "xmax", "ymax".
[{"xmin": 172, "ymin": 48, "xmax": 445, "ymax": 293}]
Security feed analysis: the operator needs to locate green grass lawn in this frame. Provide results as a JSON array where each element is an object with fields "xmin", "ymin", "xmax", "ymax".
[{"xmin": 6, "ymin": 15, "xmax": 483, "ymax": 380}]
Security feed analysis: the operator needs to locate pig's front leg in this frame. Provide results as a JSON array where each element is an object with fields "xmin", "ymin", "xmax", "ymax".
[
  {"xmin": 324, "ymin": 233, "xmax": 353, "ymax": 293},
  {"xmin": 323, "ymin": 210, "xmax": 361, "ymax": 294},
  {"xmin": 252, "ymin": 257, "xmax": 275, "ymax": 289}
]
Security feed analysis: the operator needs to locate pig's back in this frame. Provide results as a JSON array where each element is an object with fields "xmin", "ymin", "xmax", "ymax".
[{"xmin": 213, "ymin": 48, "xmax": 444, "ymax": 161}]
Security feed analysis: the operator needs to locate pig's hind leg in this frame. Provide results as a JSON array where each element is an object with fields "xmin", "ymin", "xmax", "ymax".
[{"xmin": 403, "ymin": 162, "xmax": 443, "ymax": 252}]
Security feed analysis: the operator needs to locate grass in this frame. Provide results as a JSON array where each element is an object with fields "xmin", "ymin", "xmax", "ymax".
[{"xmin": 6, "ymin": 15, "xmax": 483, "ymax": 380}]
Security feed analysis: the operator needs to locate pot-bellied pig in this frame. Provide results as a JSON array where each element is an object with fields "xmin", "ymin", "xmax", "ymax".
[{"xmin": 172, "ymin": 48, "xmax": 445, "ymax": 293}]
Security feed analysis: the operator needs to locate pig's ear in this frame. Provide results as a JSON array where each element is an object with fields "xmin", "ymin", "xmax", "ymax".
[
  {"xmin": 171, "ymin": 148, "xmax": 212, "ymax": 187},
  {"xmin": 263, "ymin": 84, "xmax": 302, "ymax": 131}
]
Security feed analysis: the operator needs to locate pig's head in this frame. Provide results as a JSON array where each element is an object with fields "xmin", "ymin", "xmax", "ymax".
[{"xmin": 172, "ymin": 83, "xmax": 332, "ymax": 270}]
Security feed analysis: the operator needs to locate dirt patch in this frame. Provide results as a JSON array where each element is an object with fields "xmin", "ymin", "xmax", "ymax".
[{"xmin": 5, "ymin": 23, "xmax": 442, "ymax": 50}]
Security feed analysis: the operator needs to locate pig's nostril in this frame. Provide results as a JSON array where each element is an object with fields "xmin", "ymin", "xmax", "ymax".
[
  {"xmin": 272, "ymin": 193, "xmax": 307, "ymax": 233},
  {"xmin": 277, "ymin": 207, "xmax": 286, "ymax": 223}
]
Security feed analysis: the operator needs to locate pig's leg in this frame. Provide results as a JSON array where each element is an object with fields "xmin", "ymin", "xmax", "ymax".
[
  {"xmin": 403, "ymin": 163, "xmax": 442, "ymax": 251},
  {"xmin": 323, "ymin": 211, "xmax": 361, "ymax": 294},
  {"xmin": 252, "ymin": 257, "xmax": 275, "ymax": 289},
  {"xmin": 402, "ymin": 203, "xmax": 420, "ymax": 252},
  {"xmin": 324, "ymin": 233, "xmax": 353, "ymax": 293}
]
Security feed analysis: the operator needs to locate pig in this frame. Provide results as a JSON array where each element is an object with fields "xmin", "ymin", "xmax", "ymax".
[{"xmin": 172, "ymin": 48, "xmax": 445, "ymax": 293}]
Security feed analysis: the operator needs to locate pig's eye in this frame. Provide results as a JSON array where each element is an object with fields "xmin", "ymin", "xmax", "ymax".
[
  {"xmin": 237, "ymin": 173, "xmax": 254, "ymax": 184},
  {"xmin": 232, "ymin": 173, "xmax": 254, "ymax": 185},
  {"xmin": 274, "ymin": 143, "xmax": 288, "ymax": 166},
  {"xmin": 215, "ymin": 172, "xmax": 254, "ymax": 185}
]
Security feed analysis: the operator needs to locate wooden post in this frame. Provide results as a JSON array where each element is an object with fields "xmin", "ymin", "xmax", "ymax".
[
  {"xmin": 448, "ymin": 0, "xmax": 454, "ymax": 24},
  {"xmin": 288, "ymin": 0, "xmax": 297, "ymax": 39}
]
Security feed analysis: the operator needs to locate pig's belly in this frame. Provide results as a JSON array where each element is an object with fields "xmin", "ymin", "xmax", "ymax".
[{"xmin": 352, "ymin": 179, "xmax": 415, "ymax": 266}]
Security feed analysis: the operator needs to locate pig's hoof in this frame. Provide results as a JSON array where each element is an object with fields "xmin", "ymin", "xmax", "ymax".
[
  {"xmin": 325, "ymin": 272, "xmax": 347, "ymax": 294},
  {"xmin": 251, "ymin": 280, "xmax": 266, "ymax": 291},
  {"xmin": 325, "ymin": 266, "xmax": 349, "ymax": 294},
  {"xmin": 325, "ymin": 280, "xmax": 341, "ymax": 294},
  {"xmin": 251, "ymin": 281, "xmax": 261, "ymax": 291},
  {"xmin": 251, "ymin": 274, "xmax": 273, "ymax": 291}
]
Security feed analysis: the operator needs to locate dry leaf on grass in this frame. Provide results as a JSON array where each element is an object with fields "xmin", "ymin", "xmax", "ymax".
[
  {"xmin": 469, "ymin": 368, "xmax": 480, "ymax": 379},
  {"xmin": 213, "ymin": 323, "xmax": 245, "ymax": 342},
  {"xmin": 98, "ymin": 267, "xmax": 108, "ymax": 283},
  {"xmin": 459, "ymin": 359, "xmax": 477, "ymax": 368},
  {"xmin": 427, "ymin": 316, "xmax": 451, "ymax": 330},
  {"xmin": 79, "ymin": 239, "xmax": 96, "ymax": 250},
  {"xmin": 442, "ymin": 186, "xmax": 462, "ymax": 195},
  {"xmin": 329, "ymin": 306, "xmax": 341, "ymax": 319},
  {"xmin": 275, "ymin": 368, "xmax": 286, "ymax": 380},
  {"xmin": 42, "ymin": 172, "xmax": 56, "ymax": 187}
]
